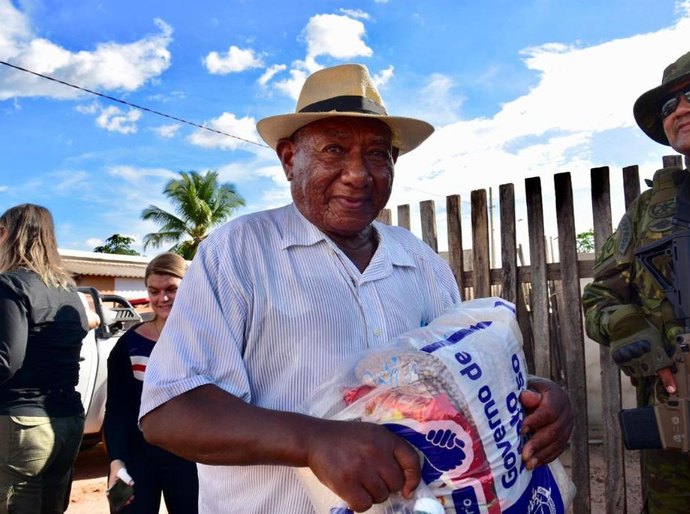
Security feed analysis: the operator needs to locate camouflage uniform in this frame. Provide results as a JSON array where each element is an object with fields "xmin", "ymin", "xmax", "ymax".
[{"xmin": 583, "ymin": 165, "xmax": 690, "ymax": 513}]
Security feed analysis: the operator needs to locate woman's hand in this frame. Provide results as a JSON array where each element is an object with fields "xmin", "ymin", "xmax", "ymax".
[{"xmin": 108, "ymin": 459, "xmax": 134, "ymax": 488}]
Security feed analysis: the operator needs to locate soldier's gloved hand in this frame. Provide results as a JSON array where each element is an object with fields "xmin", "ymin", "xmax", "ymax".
[{"xmin": 607, "ymin": 305, "xmax": 674, "ymax": 378}]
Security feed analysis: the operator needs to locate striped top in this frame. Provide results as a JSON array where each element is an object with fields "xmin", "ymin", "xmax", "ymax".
[{"xmin": 140, "ymin": 203, "xmax": 461, "ymax": 513}]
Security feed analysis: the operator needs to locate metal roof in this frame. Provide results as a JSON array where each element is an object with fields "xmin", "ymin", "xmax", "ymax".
[
  {"xmin": 62, "ymin": 258, "xmax": 147, "ymax": 278},
  {"xmin": 59, "ymin": 249, "xmax": 150, "ymax": 278}
]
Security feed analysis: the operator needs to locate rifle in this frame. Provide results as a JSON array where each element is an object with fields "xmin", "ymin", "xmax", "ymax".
[{"xmin": 619, "ymin": 230, "xmax": 690, "ymax": 450}]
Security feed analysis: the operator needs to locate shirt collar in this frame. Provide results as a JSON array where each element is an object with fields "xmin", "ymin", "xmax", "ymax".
[
  {"xmin": 280, "ymin": 203, "xmax": 328, "ymax": 250},
  {"xmin": 373, "ymin": 222, "xmax": 416, "ymax": 268},
  {"xmin": 280, "ymin": 203, "xmax": 417, "ymax": 269}
]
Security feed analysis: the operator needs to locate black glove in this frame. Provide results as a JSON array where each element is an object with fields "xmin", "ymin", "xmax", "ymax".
[{"xmin": 607, "ymin": 305, "xmax": 674, "ymax": 378}]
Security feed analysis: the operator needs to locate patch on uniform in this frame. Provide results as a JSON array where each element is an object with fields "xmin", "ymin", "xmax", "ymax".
[
  {"xmin": 648, "ymin": 218, "xmax": 673, "ymax": 232},
  {"xmin": 594, "ymin": 237, "xmax": 615, "ymax": 267},
  {"xmin": 649, "ymin": 199, "xmax": 675, "ymax": 219},
  {"xmin": 617, "ymin": 214, "xmax": 633, "ymax": 255}
]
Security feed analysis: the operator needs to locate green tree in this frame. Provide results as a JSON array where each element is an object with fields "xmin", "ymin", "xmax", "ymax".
[
  {"xmin": 93, "ymin": 234, "xmax": 140, "ymax": 256},
  {"xmin": 141, "ymin": 170, "xmax": 245, "ymax": 259},
  {"xmin": 576, "ymin": 229, "xmax": 595, "ymax": 254}
]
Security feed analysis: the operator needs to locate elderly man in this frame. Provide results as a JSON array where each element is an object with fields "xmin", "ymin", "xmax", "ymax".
[
  {"xmin": 140, "ymin": 64, "xmax": 573, "ymax": 513},
  {"xmin": 583, "ymin": 50, "xmax": 690, "ymax": 513}
]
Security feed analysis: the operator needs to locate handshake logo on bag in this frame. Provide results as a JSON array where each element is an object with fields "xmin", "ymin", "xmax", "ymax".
[{"xmin": 385, "ymin": 420, "xmax": 474, "ymax": 482}]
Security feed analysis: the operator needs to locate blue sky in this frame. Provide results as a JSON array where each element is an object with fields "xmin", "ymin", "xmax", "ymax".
[{"xmin": 1, "ymin": 0, "xmax": 689, "ymax": 258}]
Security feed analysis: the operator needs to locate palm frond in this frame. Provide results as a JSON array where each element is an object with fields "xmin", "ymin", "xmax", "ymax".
[{"xmin": 141, "ymin": 169, "xmax": 246, "ymax": 255}]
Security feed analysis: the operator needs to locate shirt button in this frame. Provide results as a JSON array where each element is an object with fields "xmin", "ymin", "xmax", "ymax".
[{"xmin": 373, "ymin": 328, "xmax": 381, "ymax": 337}]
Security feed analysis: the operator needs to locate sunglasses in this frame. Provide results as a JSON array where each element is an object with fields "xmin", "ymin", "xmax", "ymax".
[{"xmin": 661, "ymin": 88, "xmax": 690, "ymax": 118}]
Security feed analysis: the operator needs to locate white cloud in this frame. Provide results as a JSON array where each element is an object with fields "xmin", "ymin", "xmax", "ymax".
[
  {"xmin": 404, "ymin": 73, "xmax": 463, "ymax": 126},
  {"xmin": 86, "ymin": 238, "xmax": 102, "ymax": 247},
  {"xmin": 272, "ymin": 68, "xmax": 309, "ymax": 100},
  {"xmin": 107, "ymin": 165, "xmax": 175, "ymax": 182},
  {"xmin": 259, "ymin": 12, "xmax": 375, "ymax": 99},
  {"xmin": 302, "ymin": 13, "xmax": 373, "ymax": 70},
  {"xmin": 255, "ymin": 184, "xmax": 292, "ymax": 211},
  {"xmin": 146, "ymin": 90, "xmax": 186, "ymax": 103},
  {"xmin": 0, "ymin": 0, "xmax": 31, "ymax": 60},
  {"xmin": 203, "ymin": 45, "xmax": 263, "ymax": 74},
  {"xmin": 372, "ymin": 66, "xmax": 394, "ymax": 90},
  {"xmin": 67, "ymin": 166, "xmax": 180, "ymax": 253},
  {"xmin": 677, "ymin": 0, "xmax": 690, "ymax": 16},
  {"xmin": 338, "ymin": 9, "xmax": 370, "ymax": 20},
  {"xmin": 258, "ymin": 64, "xmax": 287, "ymax": 86},
  {"xmin": 75, "ymin": 102, "xmax": 99, "ymax": 114},
  {"xmin": 388, "ymin": 7, "xmax": 690, "ymax": 251},
  {"xmin": 55, "ymin": 170, "xmax": 90, "ymax": 191},
  {"xmin": 0, "ymin": 5, "xmax": 172, "ymax": 100},
  {"xmin": 151, "ymin": 124, "xmax": 180, "ymax": 138},
  {"xmin": 95, "ymin": 106, "xmax": 142, "ymax": 134},
  {"xmin": 187, "ymin": 112, "xmax": 261, "ymax": 150},
  {"xmin": 215, "ymin": 158, "xmax": 283, "ymax": 191},
  {"xmin": 247, "ymin": 163, "xmax": 292, "ymax": 210}
]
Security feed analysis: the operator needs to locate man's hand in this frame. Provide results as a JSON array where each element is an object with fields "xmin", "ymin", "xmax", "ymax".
[
  {"xmin": 658, "ymin": 366, "xmax": 677, "ymax": 394},
  {"xmin": 306, "ymin": 420, "xmax": 421, "ymax": 513},
  {"xmin": 141, "ymin": 386, "xmax": 419, "ymax": 512},
  {"xmin": 519, "ymin": 377, "xmax": 573, "ymax": 470}
]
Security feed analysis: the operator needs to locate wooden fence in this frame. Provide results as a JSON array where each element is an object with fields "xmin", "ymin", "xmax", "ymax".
[{"xmin": 377, "ymin": 154, "xmax": 685, "ymax": 514}]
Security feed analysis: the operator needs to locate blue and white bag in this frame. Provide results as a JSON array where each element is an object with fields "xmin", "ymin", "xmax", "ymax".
[{"xmin": 298, "ymin": 297, "xmax": 576, "ymax": 513}]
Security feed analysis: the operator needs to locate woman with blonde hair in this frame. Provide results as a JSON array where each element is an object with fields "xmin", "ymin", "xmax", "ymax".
[
  {"xmin": 0, "ymin": 204, "xmax": 89, "ymax": 513},
  {"xmin": 104, "ymin": 252, "xmax": 198, "ymax": 513}
]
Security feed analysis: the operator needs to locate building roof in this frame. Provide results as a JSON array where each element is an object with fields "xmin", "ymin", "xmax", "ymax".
[{"xmin": 59, "ymin": 249, "xmax": 150, "ymax": 278}]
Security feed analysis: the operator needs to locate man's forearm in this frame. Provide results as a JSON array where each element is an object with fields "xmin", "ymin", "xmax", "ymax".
[{"xmin": 140, "ymin": 383, "xmax": 319, "ymax": 466}]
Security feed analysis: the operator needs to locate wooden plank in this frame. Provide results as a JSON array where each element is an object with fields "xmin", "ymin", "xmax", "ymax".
[
  {"xmin": 470, "ymin": 189, "xmax": 491, "ymax": 297},
  {"xmin": 591, "ymin": 166, "xmax": 627, "ymax": 513},
  {"xmin": 376, "ymin": 208, "xmax": 391, "ymax": 225},
  {"xmin": 525, "ymin": 177, "xmax": 551, "ymax": 378},
  {"xmin": 622, "ymin": 165, "xmax": 641, "ymax": 209},
  {"xmin": 663, "ymin": 154, "xmax": 683, "ymax": 168},
  {"xmin": 623, "ymin": 162, "xmax": 646, "ymax": 508},
  {"xmin": 397, "ymin": 204, "xmax": 411, "ymax": 230},
  {"xmin": 517, "ymin": 278, "xmax": 536, "ymax": 374},
  {"xmin": 499, "ymin": 184, "xmax": 518, "ymax": 304},
  {"xmin": 459, "ymin": 260, "xmax": 594, "ymax": 286},
  {"xmin": 420, "ymin": 200, "xmax": 438, "ymax": 252},
  {"xmin": 550, "ymin": 279, "xmax": 565, "ymax": 383},
  {"xmin": 498, "ymin": 183, "xmax": 536, "ymax": 367},
  {"xmin": 554, "ymin": 172, "xmax": 591, "ymax": 513},
  {"xmin": 446, "ymin": 195, "xmax": 465, "ymax": 292}
]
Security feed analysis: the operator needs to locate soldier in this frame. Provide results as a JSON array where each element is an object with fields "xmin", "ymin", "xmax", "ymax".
[{"xmin": 583, "ymin": 50, "xmax": 690, "ymax": 513}]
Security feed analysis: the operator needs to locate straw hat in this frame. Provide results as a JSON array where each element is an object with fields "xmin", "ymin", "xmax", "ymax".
[
  {"xmin": 634, "ymin": 50, "xmax": 690, "ymax": 145},
  {"xmin": 256, "ymin": 64, "xmax": 434, "ymax": 155}
]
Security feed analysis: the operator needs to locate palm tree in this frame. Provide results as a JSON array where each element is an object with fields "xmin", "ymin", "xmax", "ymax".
[{"xmin": 141, "ymin": 170, "xmax": 245, "ymax": 259}]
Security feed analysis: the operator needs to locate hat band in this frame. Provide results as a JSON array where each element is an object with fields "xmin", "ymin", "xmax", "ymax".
[{"xmin": 299, "ymin": 95, "xmax": 387, "ymax": 115}]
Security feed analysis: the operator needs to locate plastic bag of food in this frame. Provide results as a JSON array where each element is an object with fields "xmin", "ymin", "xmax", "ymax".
[{"xmin": 296, "ymin": 297, "xmax": 575, "ymax": 513}]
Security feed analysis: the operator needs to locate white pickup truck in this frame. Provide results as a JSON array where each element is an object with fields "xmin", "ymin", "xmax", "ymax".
[{"xmin": 76, "ymin": 287, "xmax": 143, "ymax": 445}]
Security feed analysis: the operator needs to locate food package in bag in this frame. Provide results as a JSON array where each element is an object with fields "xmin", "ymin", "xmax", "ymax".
[{"xmin": 296, "ymin": 297, "xmax": 576, "ymax": 513}]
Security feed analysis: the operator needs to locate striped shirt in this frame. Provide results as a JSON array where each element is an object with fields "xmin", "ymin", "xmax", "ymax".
[{"xmin": 140, "ymin": 203, "xmax": 461, "ymax": 513}]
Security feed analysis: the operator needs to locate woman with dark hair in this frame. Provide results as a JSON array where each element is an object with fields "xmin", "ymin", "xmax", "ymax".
[
  {"xmin": 104, "ymin": 252, "xmax": 198, "ymax": 513},
  {"xmin": 0, "ymin": 203, "xmax": 89, "ymax": 513}
]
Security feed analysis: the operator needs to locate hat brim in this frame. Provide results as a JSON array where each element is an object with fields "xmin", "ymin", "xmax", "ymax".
[
  {"xmin": 634, "ymin": 71, "xmax": 690, "ymax": 146},
  {"xmin": 256, "ymin": 112, "xmax": 434, "ymax": 156}
]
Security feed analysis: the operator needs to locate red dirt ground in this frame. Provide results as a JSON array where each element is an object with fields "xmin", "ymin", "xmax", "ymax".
[{"xmin": 66, "ymin": 443, "xmax": 167, "ymax": 513}]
